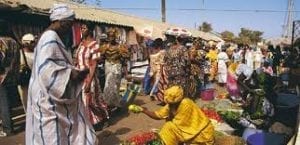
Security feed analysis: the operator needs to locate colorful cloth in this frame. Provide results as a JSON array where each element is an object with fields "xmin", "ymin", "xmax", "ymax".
[
  {"xmin": 155, "ymin": 98, "xmax": 214, "ymax": 145},
  {"xmin": 206, "ymin": 49, "xmax": 218, "ymax": 62},
  {"xmin": 72, "ymin": 23, "xmax": 82, "ymax": 47},
  {"xmin": 103, "ymin": 61, "xmax": 122, "ymax": 107},
  {"xmin": 163, "ymin": 86, "xmax": 184, "ymax": 104},
  {"xmin": 227, "ymin": 63, "xmax": 240, "ymax": 97},
  {"xmin": 76, "ymin": 41, "xmax": 101, "ymax": 70},
  {"xmin": 76, "ymin": 40, "xmax": 108, "ymax": 125},
  {"xmin": 189, "ymin": 48, "xmax": 206, "ymax": 97},
  {"xmin": 148, "ymin": 50, "xmax": 165, "ymax": 96},
  {"xmin": 156, "ymin": 45, "xmax": 191, "ymax": 102},
  {"xmin": 101, "ymin": 44, "xmax": 129, "ymax": 107},
  {"xmin": 26, "ymin": 30, "xmax": 97, "ymax": 145}
]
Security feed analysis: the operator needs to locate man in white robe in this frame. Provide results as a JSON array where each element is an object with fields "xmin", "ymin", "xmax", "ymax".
[
  {"xmin": 26, "ymin": 4, "xmax": 97, "ymax": 145},
  {"xmin": 245, "ymin": 47, "xmax": 254, "ymax": 70},
  {"xmin": 217, "ymin": 48, "xmax": 229, "ymax": 85}
]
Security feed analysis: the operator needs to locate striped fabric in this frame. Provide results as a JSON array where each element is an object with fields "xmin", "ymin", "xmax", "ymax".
[
  {"xmin": 76, "ymin": 41, "xmax": 101, "ymax": 70},
  {"xmin": 26, "ymin": 30, "xmax": 97, "ymax": 145},
  {"xmin": 76, "ymin": 40, "xmax": 108, "ymax": 125}
]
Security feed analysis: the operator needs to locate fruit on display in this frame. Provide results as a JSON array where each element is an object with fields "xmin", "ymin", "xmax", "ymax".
[
  {"xmin": 201, "ymin": 108, "xmax": 223, "ymax": 123},
  {"xmin": 128, "ymin": 104, "xmax": 143, "ymax": 113},
  {"xmin": 120, "ymin": 131, "xmax": 163, "ymax": 145}
]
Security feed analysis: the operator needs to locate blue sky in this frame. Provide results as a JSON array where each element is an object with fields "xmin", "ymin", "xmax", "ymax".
[{"xmin": 87, "ymin": 0, "xmax": 300, "ymax": 38}]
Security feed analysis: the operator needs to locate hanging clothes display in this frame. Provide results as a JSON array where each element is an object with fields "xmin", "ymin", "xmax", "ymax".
[
  {"xmin": 94, "ymin": 25, "xmax": 103, "ymax": 44},
  {"xmin": 72, "ymin": 22, "xmax": 82, "ymax": 47},
  {"xmin": 127, "ymin": 30, "xmax": 138, "ymax": 45}
]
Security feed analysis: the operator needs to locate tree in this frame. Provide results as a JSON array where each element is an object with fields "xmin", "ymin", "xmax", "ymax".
[
  {"xmin": 221, "ymin": 31, "xmax": 235, "ymax": 42},
  {"xmin": 236, "ymin": 28, "xmax": 263, "ymax": 45},
  {"xmin": 199, "ymin": 22, "xmax": 212, "ymax": 32}
]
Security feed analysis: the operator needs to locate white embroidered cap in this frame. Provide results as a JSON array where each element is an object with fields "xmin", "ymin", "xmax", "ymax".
[
  {"xmin": 22, "ymin": 33, "xmax": 35, "ymax": 44},
  {"xmin": 49, "ymin": 4, "xmax": 75, "ymax": 22}
]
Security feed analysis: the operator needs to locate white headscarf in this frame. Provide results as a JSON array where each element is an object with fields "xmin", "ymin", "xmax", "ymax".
[{"xmin": 49, "ymin": 4, "xmax": 75, "ymax": 21}]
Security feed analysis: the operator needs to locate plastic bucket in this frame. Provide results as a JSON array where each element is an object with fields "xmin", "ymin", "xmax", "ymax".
[
  {"xmin": 242, "ymin": 128, "xmax": 263, "ymax": 141},
  {"xmin": 247, "ymin": 132, "xmax": 285, "ymax": 145},
  {"xmin": 200, "ymin": 89, "xmax": 215, "ymax": 101}
]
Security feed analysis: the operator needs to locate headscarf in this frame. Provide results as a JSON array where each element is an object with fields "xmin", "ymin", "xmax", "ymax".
[
  {"xmin": 49, "ymin": 4, "xmax": 75, "ymax": 22},
  {"xmin": 164, "ymin": 86, "xmax": 184, "ymax": 104},
  {"xmin": 22, "ymin": 33, "xmax": 35, "ymax": 45}
]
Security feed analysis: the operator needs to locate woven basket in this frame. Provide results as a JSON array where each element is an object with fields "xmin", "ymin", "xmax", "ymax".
[{"xmin": 215, "ymin": 136, "xmax": 246, "ymax": 145}]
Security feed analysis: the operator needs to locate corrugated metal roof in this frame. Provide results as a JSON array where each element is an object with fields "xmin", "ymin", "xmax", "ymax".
[{"xmin": 0, "ymin": 0, "xmax": 223, "ymax": 41}]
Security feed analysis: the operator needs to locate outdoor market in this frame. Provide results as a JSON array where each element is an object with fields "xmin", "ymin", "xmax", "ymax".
[{"xmin": 0, "ymin": 0, "xmax": 300, "ymax": 145}]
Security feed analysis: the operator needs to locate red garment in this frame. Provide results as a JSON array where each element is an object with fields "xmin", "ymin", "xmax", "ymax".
[
  {"xmin": 76, "ymin": 41, "xmax": 108, "ymax": 125},
  {"xmin": 72, "ymin": 23, "xmax": 82, "ymax": 47}
]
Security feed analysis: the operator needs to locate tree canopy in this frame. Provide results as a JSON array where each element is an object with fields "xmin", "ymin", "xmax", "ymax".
[
  {"xmin": 199, "ymin": 22, "xmax": 213, "ymax": 32},
  {"xmin": 220, "ymin": 31, "xmax": 235, "ymax": 42},
  {"xmin": 220, "ymin": 28, "xmax": 263, "ymax": 45},
  {"xmin": 237, "ymin": 28, "xmax": 263, "ymax": 45}
]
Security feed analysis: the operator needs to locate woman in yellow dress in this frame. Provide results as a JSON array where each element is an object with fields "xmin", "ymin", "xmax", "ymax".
[
  {"xmin": 101, "ymin": 28, "xmax": 130, "ymax": 108},
  {"xmin": 139, "ymin": 86, "xmax": 214, "ymax": 145},
  {"xmin": 205, "ymin": 42, "xmax": 218, "ymax": 82}
]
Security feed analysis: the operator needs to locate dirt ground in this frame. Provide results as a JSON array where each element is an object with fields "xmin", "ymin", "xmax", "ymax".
[{"xmin": 0, "ymin": 95, "xmax": 165, "ymax": 145}]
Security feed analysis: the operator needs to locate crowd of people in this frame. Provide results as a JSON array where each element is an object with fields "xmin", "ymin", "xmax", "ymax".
[{"xmin": 0, "ymin": 3, "xmax": 300, "ymax": 145}]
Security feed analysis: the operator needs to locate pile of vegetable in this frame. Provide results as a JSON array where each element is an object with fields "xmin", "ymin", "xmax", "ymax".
[
  {"xmin": 201, "ymin": 108, "xmax": 223, "ymax": 123},
  {"xmin": 218, "ymin": 111, "xmax": 242, "ymax": 129},
  {"xmin": 120, "ymin": 132, "xmax": 162, "ymax": 145}
]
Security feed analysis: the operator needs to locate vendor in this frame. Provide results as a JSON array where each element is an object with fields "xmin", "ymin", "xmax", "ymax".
[{"xmin": 140, "ymin": 85, "xmax": 214, "ymax": 145}]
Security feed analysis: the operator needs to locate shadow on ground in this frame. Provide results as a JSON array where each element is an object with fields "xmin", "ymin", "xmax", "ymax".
[{"xmin": 97, "ymin": 127, "xmax": 131, "ymax": 145}]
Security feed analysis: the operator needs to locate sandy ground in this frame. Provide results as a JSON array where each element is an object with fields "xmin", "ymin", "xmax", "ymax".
[{"xmin": 0, "ymin": 95, "xmax": 165, "ymax": 145}]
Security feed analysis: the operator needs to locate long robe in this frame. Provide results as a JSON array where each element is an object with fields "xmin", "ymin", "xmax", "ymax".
[
  {"xmin": 217, "ymin": 52, "xmax": 229, "ymax": 83},
  {"xmin": 245, "ymin": 49, "xmax": 254, "ymax": 70},
  {"xmin": 26, "ymin": 30, "xmax": 97, "ymax": 145}
]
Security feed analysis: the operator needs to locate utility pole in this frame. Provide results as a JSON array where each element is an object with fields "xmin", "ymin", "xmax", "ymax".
[
  {"xmin": 282, "ymin": 0, "xmax": 294, "ymax": 39},
  {"xmin": 161, "ymin": 0, "xmax": 166, "ymax": 22}
]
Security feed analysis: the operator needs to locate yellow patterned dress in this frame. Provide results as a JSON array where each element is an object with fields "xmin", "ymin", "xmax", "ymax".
[
  {"xmin": 101, "ymin": 44, "xmax": 129, "ymax": 107},
  {"xmin": 206, "ymin": 49, "xmax": 218, "ymax": 81},
  {"xmin": 155, "ymin": 98, "xmax": 214, "ymax": 145}
]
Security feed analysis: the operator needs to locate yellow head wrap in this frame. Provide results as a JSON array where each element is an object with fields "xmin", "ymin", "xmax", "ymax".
[
  {"xmin": 164, "ymin": 86, "xmax": 184, "ymax": 104},
  {"xmin": 228, "ymin": 62, "xmax": 238, "ymax": 74}
]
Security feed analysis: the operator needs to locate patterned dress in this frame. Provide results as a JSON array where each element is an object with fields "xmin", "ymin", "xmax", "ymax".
[
  {"xmin": 101, "ymin": 43, "xmax": 129, "ymax": 107},
  {"xmin": 76, "ymin": 40, "xmax": 108, "ymax": 125},
  {"xmin": 157, "ymin": 45, "xmax": 191, "ymax": 102},
  {"xmin": 189, "ymin": 47, "xmax": 206, "ymax": 98},
  {"xmin": 149, "ymin": 50, "xmax": 165, "ymax": 96},
  {"xmin": 206, "ymin": 49, "xmax": 218, "ymax": 81}
]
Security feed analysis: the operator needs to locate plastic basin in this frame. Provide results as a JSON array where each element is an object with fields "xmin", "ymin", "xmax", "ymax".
[{"xmin": 247, "ymin": 132, "xmax": 285, "ymax": 145}]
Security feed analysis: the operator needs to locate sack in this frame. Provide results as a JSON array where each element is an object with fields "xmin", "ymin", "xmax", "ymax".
[{"xmin": 19, "ymin": 66, "xmax": 31, "ymax": 86}]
